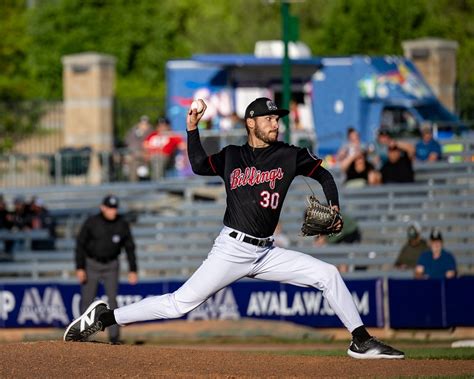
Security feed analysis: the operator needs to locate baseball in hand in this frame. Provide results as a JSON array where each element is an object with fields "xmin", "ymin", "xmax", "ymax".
[{"xmin": 191, "ymin": 99, "xmax": 204, "ymax": 113}]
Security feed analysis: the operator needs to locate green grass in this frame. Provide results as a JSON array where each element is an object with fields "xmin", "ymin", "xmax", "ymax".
[{"xmin": 271, "ymin": 347, "xmax": 474, "ymax": 360}]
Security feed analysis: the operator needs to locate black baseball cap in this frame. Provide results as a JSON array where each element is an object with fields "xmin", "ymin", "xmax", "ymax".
[
  {"xmin": 102, "ymin": 195, "xmax": 119, "ymax": 208},
  {"xmin": 430, "ymin": 228, "xmax": 443, "ymax": 241},
  {"xmin": 244, "ymin": 97, "xmax": 289, "ymax": 119}
]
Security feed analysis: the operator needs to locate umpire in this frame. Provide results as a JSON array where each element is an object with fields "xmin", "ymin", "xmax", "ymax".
[{"xmin": 75, "ymin": 194, "xmax": 137, "ymax": 344}]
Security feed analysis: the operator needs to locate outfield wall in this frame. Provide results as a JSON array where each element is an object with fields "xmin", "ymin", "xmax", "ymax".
[{"xmin": 0, "ymin": 278, "xmax": 472, "ymax": 329}]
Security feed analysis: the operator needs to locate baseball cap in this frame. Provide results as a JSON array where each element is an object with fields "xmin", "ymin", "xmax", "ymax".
[
  {"xmin": 244, "ymin": 97, "xmax": 289, "ymax": 119},
  {"xmin": 407, "ymin": 222, "xmax": 421, "ymax": 240},
  {"xmin": 430, "ymin": 228, "xmax": 443, "ymax": 241},
  {"xmin": 102, "ymin": 195, "xmax": 119, "ymax": 208}
]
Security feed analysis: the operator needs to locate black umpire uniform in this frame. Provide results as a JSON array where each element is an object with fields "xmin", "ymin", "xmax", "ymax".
[{"xmin": 75, "ymin": 195, "xmax": 137, "ymax": 343}]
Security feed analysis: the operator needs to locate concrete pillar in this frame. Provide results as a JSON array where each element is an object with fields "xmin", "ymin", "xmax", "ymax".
[
  {"xmin": 61, "ymin": 52, "xmax": 116, "ymax": 183},
  {"xmin": 402, "ymin": 38, "xmax": 458, "ymax": 112}
]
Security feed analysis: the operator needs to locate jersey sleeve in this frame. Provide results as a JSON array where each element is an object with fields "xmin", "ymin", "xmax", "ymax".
[
  {"xmin": 187, "ymin": 129, "xmax": 226, "ymax": 177},
  {"xmin": 295, "ymin": 147, "xmax": 323, "ymax": 177}
]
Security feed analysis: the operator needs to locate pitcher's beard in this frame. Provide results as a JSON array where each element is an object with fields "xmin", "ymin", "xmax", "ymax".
[{"xmin": 255, "ymin": 128, "xmax": 278, "ymax": 144}]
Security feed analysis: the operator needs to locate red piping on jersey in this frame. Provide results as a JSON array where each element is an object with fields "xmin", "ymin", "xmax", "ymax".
[
  {"xmin": 208, "ymin": 156, "xmax": 217, "ymax": 173},
  {"xmin": 307, "ymin": 159, "xmax": 322, "ymax": 177}
]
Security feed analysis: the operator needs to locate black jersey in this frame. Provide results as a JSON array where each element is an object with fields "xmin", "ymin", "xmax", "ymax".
[
  {"xmin": 187, "ymin": 129, "xmax": 339, "ymax": 238},
  {"xmin": 75, "ymin": 213, "xmax": 137, "ymax": 271}
]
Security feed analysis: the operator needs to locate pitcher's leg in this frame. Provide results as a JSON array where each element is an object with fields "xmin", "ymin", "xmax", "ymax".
[
  {"xmin": 252, "ymin": 246, "xmax": 363, "ymax": 332},
  {"xmin": 114, "ymin": 252, "xmax": 248, "ymax": 325}
]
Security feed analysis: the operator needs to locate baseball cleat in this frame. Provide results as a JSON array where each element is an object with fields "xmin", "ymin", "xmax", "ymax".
[
  {"xmin": 347, "ymin": 337, "xmax": 405, "ymax": 359},
  {"xmin": 63, "ymin": 300, "xmax": 109, "ymax": 342}
]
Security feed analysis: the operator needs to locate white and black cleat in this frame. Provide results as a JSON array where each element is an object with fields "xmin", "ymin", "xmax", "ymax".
[
  {"xmin": 347, "ymin": 337, "xmax": 405, "ymax": 359},
  {"xmin": 63, "ymin": 300, "xmax": 109, "ymax": 342}
]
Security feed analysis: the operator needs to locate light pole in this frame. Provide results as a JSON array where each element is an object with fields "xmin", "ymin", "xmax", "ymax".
[{"xmin": 281, "ymin": 2, "xmax": 291, "ymax": 143}]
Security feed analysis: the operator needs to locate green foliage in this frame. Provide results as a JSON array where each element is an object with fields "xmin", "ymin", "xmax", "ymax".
[
  {"xmin": 0, "ymin": 101, "xmax": 44, "ymax": 153},
  {"xmin": 0, "ymin": 0, "xmax": 473, "ymax": 118},
  {"xmin": 0, "ymin": 2, "xmax": 31, "ymax": 100}
]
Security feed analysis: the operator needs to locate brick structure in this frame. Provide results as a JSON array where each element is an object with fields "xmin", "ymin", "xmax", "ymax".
[
  {"xmin": 62, "ymin": 52, "xmax": 116, "ymax": 183},
  {"xmin": 402, "ymin": 38, "xmax": 458, "ymax": 112}
]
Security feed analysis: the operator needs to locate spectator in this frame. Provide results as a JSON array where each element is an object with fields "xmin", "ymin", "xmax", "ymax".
[
  {"xmin": 380, "ymin": 143, "xmax": 414, "ymax": 183},
  {"xmin": 124, "ymin": 115, "xmax": 153, "ymax": 181},
  {"xmin": 415, "ymin": 124, "xmax": 442, "ymax": 162},
  {"xmin": 0, "ymin": 194, "xmax": 12, "ymax": 230},
  {"xmin": 344, "ymin": 150, "xmax": 381, "ymax": 188},
  {"xmin": 27, "ymin": 197, "xmax": 56, "ymax": 251},
  {"xmin": 313, "ymin": 212, "xmax": 362, "ymax": 272},
  {"xmin": 394, "ymin": 222, "xmax": 428, "ymax": 270},
  {"xmin": 369, "ymin": 129, "xmax": 391, "ymax": 169},
  {"xmin": 75, "ymin": 194, "xmax": 138, "ymax": 344},
  {"xmin": 0, "ymin": 195, "xmax": 13, "ymax": 257},
  {"xmin": 273, "ymin": 222, "xmax": 290, "ymax": 248},
  {"xmin": 415, "ymin": 229, "xmax": 456, "ymax": 279},
  {"xmin": 229, "ymin": 111, "xmax": 245, "ymax": 130},
  {"xmin": 336, "ymin": 127, "xmax": 365, "ymax": 171},
  {"xmin": 144, "ymin": 117, "xmax": 186, "ymax": 179}
]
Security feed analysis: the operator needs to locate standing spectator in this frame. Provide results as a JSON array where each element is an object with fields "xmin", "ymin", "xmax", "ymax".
[
  {"xmin": 380, "ymin": 143, "xmax": 415, "ymax": 183},
  {"xmin": 75, "ymin": 194, "xmax": 138, "ymax": 344},
  {"xmin": 124, "ymin": 115, "xmax": 153, "ymax": 181},
  {"xmin": 336, "ymin": 127, "xmax": 364, "ymax": 171},
  {"xmin": 415, "ymin": 124, "xmax": 442, "ymax": 162},
  {"xmin": 27, "ymin": 197, "xmax": 56, "ymax": 251},
  {"xmin": 394, "ymin": 222, "xmax": 428, "ymax": 270},
  {"xmin": 415, "ymin": 229, "xmax": 456, "ymax": 279},
  {"xmin": 144, "ymin": 117, "xmax": 186, "ymax": 178}
]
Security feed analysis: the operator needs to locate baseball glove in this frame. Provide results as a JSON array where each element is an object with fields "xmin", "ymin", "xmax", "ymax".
[{"xmin": 301, "ymin": 196, "xmax": 343, "ymax": 237}]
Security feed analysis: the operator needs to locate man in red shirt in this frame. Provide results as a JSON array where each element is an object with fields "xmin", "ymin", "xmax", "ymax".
[{"xmin": 143, "ymin": 117, "xmax": 186, "ymax": 178}]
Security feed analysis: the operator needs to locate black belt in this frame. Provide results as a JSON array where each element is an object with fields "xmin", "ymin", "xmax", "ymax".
[
  {"xmin": 87, "ymin": 255, "xmax": 117, "ymax": 264},
  {"xmin": 229, "ymin": 231, "xmax": 273, "ymax": 247}
]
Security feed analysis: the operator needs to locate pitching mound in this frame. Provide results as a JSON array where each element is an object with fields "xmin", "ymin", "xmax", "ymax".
[{"xmin": 1, "ymin": 341, "xmax": 473, "ymax": 378}]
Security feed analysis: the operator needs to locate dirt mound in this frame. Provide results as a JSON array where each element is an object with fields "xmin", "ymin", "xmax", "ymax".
[{"xmin": 1, "ymin": 340, "xmax": 473, "ymax": 378}]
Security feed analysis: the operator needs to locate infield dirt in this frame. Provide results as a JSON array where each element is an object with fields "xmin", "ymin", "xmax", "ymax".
[{"xmin": 1, "ymin": 340, "xmax": 474, "ymax": 378}]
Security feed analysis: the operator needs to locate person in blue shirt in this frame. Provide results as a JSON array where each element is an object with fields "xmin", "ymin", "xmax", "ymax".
[
  {"xmin": 415, "ymin": 125, "xmax": 442, "ymax": 162},
  {"xmin": 415, "ymin": 228, "xmax": 456, "ymax": 279}
]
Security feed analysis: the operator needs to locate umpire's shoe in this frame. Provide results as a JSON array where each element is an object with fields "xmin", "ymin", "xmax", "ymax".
[
  {"xmin": 63, "ymin": 300, "xmax": 109, "ymax": 342},
  {"xmin": 347, "ymin": 337, "xmax": 405, "ymax": 359}
]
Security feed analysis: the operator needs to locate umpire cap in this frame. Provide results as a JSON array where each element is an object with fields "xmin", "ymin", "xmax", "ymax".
[
  {"xmin": 102, "ymin": 194, "xmax": 119, "ymax": 209},
  {"xmin": 244, "ymin": 97, "xmax": 289, "ymax": 119}
]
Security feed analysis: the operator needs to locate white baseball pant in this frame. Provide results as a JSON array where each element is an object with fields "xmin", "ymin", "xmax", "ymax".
[{"xmin": 114, "ymin": 226, "xmax": 364, "ymax": 332}]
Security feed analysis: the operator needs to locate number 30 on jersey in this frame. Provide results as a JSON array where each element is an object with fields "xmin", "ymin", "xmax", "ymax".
[{"xmin": 260, "ymin": 191, "xmax": 280, "ymax": 209}]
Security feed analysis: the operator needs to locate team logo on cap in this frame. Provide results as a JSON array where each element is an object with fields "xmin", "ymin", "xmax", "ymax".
[
  {"xmin": 266, "ymin": 100, "xmax": 277, "ymax": 111},
  {"xmin": 250, "ymin": 110, "xmax": 254, "ymax": 117}
]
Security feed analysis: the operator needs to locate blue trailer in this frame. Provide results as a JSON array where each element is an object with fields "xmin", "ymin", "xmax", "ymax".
[{"xmin": 166, "ymin": 54, "xmax": 462, "ymax": 156}]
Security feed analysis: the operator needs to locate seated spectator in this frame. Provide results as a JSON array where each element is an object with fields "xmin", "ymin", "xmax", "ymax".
[
  {"xmin": 5, "ymin": 195, "xmax": 30, "ymax": 253},
  {"xmin": 415, "ymin": 124, "xmax": 442, "ymax": 162},
  {"xmin": 369, "ymin": 129, "xmax": 391, "ymax": 169},
  {"xmin": 344, "ymin": 151, "xmax": 381, "ymax": 188},
  {"xmin": 313, "ymin": 212, "xmax": 362, "ymax": 272},
  {"xmin": 395, "ymin": 222, "xmax": 428, "ymax": 270},
  {"xmin": 27, "ymin": 197, "xmax": 56, "ymax": 250},
  {"xmin": 0, "ymin": 194, "xmax": 12, "ymax": 230},
  {"xmin": 381, "ymin": 143, "xmax": 414, "ymax": 183},
  {"xmin": 336, "ymin": 127, "xmax": 365, "ymax": 171},
  {"xmin": 144, "ymin": 117, "xmax": 186, "ymax": 179},
  {"xmin": 415, "ymin": 229, "xmax": 457, "ymax": 279},
  {"xmin": 273, "ymin": 222, "xmax": 290, "ymax": 248}
]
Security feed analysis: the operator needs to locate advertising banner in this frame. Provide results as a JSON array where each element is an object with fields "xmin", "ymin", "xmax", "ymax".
[{"xmin": 0, "ymin": 278, "xmax": 383, "ymax": 328}]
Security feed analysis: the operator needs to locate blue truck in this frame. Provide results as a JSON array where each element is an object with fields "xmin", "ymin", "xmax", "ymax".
[{"xmin": 166, "ymin": 54, "xmax": 462, "ymax": 156}]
